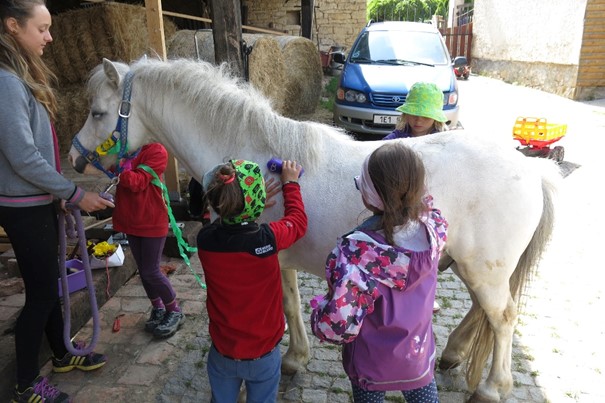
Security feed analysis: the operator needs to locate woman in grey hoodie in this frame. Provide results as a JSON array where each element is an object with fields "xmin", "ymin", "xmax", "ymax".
[{"xmin": 0, "ymin": 1, "xmax": 113, "ymax": 402}]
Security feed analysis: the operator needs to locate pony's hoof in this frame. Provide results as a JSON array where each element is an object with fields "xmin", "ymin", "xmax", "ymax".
[
  {"xmin": 281, "ymin": 354, "xmax": 305, "ymax": 375},
  {"xmin": 467, "ymin": 388, "xmax": 500, "ymax": 403},
  {"xmin": 438, "ymin": 357, "xmax": 461, "ymax": 370}
]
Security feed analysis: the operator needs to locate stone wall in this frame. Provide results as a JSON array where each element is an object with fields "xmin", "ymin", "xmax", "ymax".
[
  {"xmin": 244, "ymin": 0, "xmax": 367, "ymax": 51},
  {"xmin": 471, "ymin": 0, "xmax": 597, "ymax": 100}
]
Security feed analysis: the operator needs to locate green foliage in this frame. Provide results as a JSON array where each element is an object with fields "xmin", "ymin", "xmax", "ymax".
[
  {"xmin": 367, "ymin": 0, "xmax": 450, "ymax": 23},
  {"xmin": 319, "ymin": 76, "xmax": 339, "ymax": 113}
]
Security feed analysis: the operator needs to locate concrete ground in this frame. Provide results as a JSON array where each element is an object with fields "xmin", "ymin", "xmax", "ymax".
[{"xmin": 1, "ymin": 74, "xmax": 604, "ymax": 402}]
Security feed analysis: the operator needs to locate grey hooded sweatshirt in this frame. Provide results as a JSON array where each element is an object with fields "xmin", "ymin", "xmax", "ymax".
[{"xmin": 0, "ymin": 68, "xmax": 84, "ymax": 207}]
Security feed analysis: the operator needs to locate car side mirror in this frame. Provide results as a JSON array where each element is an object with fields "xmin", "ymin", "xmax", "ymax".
[
  {"xmin": 452, "ymin": 56, "xmax": 468, "ymax": 67},
  {"xmin": 332, "ymin": 52, "xmax": 346, "ymax": 64}
]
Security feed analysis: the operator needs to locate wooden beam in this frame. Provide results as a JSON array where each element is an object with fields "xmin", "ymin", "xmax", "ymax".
[
  {"xmin": 209, "ymin": 0, "xmax": 244, "ymax": 77},
  {"xmin": 161, "ymin": 10, "xmax": 287, "ymax": 36},
  {"xmin": 301, "ymin": 0, "xmax": 314, "ymax": 39},
  {"xmin": 144, "ymin": 0, "xmax": 181, "ymax": 201},
  {"xmin": 145, "ymin": 0, "xmax": 167, "ymax": 59}
]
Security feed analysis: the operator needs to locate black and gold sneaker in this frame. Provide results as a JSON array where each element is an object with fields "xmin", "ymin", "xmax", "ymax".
[
  {"xmin": 52, "ymin": 341, "xmax": 107, "ymax": 373},
  {"xmin": 12, "ymin": 375, "xmax": 70, "ymax": 403}
]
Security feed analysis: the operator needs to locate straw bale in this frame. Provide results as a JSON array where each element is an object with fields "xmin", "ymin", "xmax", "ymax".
[
  {"xmin": 54, "ymin": 84, "xmax": 90, "ymax": 154},
  {"xmin": 43, "ymin": 3, "xmax": 177, "ymax": 86},
  {"xmin": 166, "ymin": 31, "xmax": 277, "ymax": 63},
  {"xmin": 46, "ymin": 18, "xmax": 79, "ymax": 84},
  {"xmin": 167, "ymin": 29, "xmax": 215, "ymax": 62},
  {"xmin": 167, "ymin": 31, "xmax": 287, "ymax": 113},
  {"xmin": 274, "ymin": 36, "xmax": 322, "ymax": 117},
  {"xmin": 247, "ymin": 36, "xmax": 286, "ymax": 114}
]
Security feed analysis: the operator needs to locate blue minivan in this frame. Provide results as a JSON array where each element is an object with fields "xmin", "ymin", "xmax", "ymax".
[{"xmin": 332, "ymin": 21, "xmax": 467, "ymax": 136}]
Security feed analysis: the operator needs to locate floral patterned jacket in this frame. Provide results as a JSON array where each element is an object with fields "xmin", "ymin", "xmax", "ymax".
[{"xmin": 310, "ymin": 197, "xmax": 448, "ymax": 345}]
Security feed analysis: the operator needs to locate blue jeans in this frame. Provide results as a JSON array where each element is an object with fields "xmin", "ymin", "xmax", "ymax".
[{"xmin": 207, "ymin": 344, "xmax": 281, "ymax": 403}]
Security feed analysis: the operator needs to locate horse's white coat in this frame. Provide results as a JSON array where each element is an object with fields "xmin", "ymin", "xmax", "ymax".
[{"xmin": 70, "ymin": 58, "xmax": 561, "ymax": 402}]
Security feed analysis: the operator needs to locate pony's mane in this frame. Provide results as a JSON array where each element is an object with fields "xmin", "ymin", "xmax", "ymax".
[{"xmin": 89, "ymin": 57, "xmax": 351, "ymax": 171}]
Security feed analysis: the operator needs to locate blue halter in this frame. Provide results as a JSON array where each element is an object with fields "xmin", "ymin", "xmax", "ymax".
[{"xmin": 72, "ymin": 70, "xmax": 136, "ymax": 179}]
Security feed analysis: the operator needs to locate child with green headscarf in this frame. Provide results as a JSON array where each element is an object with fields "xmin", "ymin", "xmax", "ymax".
[{"xmin": 196, "ymin": 159, "xmax": 307, "ymax": 402}]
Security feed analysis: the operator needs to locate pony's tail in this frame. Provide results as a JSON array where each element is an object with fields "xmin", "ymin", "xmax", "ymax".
[{"xmin": 465, "ymin": 166, "xmax": 559, "ymax": 391}]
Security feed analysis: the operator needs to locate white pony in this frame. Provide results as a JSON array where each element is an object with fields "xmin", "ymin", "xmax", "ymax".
[{"xmin": 69, "ymin": 58, "xmax": 560, "ymax": 402}]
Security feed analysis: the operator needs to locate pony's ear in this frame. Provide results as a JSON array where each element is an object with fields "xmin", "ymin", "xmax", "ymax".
[{"xmin": 102, "ymin": 58, "xmax": 121, "ymax": 89}]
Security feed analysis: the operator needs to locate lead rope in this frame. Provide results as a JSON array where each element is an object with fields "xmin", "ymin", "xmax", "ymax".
[
  {"xmin": 137, "ymin": 164, "xmax": 206, "ymax": 290},
  {"xmin": 58, "ymin": 205, "xmax": 101, "ymax": 356}
]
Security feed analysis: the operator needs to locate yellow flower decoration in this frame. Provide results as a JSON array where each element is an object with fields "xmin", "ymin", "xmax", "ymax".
[{"xmin": 90, "ymin": 241, "xmax": 117, "ymax": 258}]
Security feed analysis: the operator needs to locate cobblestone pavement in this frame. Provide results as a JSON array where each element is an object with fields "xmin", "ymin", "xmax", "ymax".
[
  {"xmin": 35, "ymin": 76, "xmax": 605, "ymax": 402},
  {"xmin": 42, "ymin": 243, "xmax": 603, "ymax": 403}
]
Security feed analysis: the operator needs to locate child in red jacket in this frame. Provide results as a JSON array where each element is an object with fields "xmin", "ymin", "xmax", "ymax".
[
  {"xmin": 112, "ymin": 143, "xmax": 184, "ymax": 338},
  {"xmin": 197, "ymin": 159, "xmax": 307, "ymax": 402}
]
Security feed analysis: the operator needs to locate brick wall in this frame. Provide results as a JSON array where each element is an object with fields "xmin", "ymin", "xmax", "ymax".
[
  {"xmin": 244, "ymin": 0, "xmax": 366, "ymax": 51},
  {"xmin": 575, "ymin": 0, "xmax": 605, "ymax": 100}
]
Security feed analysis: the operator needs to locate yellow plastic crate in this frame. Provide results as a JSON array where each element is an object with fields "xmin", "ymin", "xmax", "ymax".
[{"xmin": 513, "ymin": 117, "xmax": 567, "ymax": 147}]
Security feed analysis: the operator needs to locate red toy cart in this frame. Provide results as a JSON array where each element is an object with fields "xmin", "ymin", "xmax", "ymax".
[{"xmin": 513, "ymin": 117, "xmax": 566, "ymax": 162}]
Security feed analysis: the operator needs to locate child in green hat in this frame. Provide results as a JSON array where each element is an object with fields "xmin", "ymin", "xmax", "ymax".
[
  {"xmin": 383, "ymin": 82, "xmax": 449, "ymax": 139},
  {"xmin": 383, "ymin": 82, "xmax": 447, "ymax": 314}
]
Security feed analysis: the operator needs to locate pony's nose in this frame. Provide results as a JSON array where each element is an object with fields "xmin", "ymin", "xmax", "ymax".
[{"xmin": 73, "ymin": 156, "xmax": 89, "ymax": 174}]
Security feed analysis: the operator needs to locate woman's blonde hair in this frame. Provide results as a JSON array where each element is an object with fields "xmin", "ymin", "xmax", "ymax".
[
  {"xmin": 368, "ymin": 142, "xmax": 427, "ymax": 245},
  {"xmin": 0, "ymin": 0, "xmax": 57, "ymax": 120},
  {"xmin": 395, "ymin": 113, "xmax": 448, "ymax": 133}
]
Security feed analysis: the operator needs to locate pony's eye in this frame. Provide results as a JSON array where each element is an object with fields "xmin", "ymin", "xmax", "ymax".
[{"xmin": 91, "ymin": 111, "xmax": 105, "ymax": 119}]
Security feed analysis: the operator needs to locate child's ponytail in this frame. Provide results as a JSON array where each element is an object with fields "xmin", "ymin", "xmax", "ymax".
[
  {"xmin": 204, "ymin": 163, "xmax": 244, "ymax": 220},
  {"xmin": 368, "ymin": 143, "xmax": 427, "ymax": 245}
]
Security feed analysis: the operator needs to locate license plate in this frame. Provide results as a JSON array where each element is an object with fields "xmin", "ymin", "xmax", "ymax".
[{"xmin": 373, "ymin": 115, "xmax": 400, "ymax": 124}]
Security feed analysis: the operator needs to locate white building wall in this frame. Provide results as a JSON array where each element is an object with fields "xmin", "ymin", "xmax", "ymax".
[
  {"xmin": 473, "ymin": 0, "xmax": 586, "ymax": 64},
  {"xmin": 471, "ymin": 0, "xmax": 588, "ymax": 98}
]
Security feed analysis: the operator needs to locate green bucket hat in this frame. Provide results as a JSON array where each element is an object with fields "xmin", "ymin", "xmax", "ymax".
[{"xmin": 396, "ymin": 82, "xmax": 447, "ymax": 123}]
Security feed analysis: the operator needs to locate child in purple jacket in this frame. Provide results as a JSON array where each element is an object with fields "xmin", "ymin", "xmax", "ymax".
[{"xmin": 310, "ymin": 142, "xmax": 448, "ymax": 403}]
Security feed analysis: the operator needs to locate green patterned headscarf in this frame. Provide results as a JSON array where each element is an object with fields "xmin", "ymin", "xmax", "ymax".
[{"xmin": 223, "ymin": 159, "xmax": 266, "ymax": 224}]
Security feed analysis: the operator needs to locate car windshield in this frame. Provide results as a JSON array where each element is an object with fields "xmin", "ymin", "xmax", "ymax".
[{"xmin": 349, "ymin": 29, "xmax": 450, "ymax": 66}]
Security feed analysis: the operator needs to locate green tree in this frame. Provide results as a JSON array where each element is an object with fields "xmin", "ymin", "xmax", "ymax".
[{"xmin": 367, "ymin": 0, "xmax": 449, "ymax": 23}]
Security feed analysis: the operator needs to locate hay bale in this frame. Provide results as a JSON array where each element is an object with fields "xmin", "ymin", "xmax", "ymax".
[
  {"xmin": 54, "ymin": 84, "xmax": 89, "ymax": 154},
  {"xmin": 167, "ymin": 29, "xmax": 215, "ymax": 62},
  {"xmin": 44, "ymin": 2, "xmax": 177, "ymax": 154},
  {"xmin": 167, "ymin": 31, "xmax": 287, "ymax": 113},
  {"xmin": 43, "ymin": 3, "xmax": 177, "ymax": 86},
  {"xmin": 247, "ymin": 36, "xmax": 286, "ymax": 114},
  {"xmin": 274, "ymin": 36, "xmax": 322, "ymax": 117}
]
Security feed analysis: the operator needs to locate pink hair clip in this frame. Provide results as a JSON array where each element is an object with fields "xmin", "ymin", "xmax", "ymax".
[{"xmin": 219, "ymin": 173, "xmax": 236, "ymax": 184}]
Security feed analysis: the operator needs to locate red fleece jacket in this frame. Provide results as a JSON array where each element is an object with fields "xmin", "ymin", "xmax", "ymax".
[
  {"xmin": 112, "ymin": 143, "xmax": 169, "ymax": 238},
  {"xmin": 197, "ymin": 183, "xmax": 307, "ymax": 359}
]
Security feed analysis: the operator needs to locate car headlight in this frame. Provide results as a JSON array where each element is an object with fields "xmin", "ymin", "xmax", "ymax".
[
  {"xmin": 355, "ymin": 92, "xmax": 367, "ymax": 103},
  {"xmin": 337, "ymin": 88, "xmax": 367, "ymax": 104}
]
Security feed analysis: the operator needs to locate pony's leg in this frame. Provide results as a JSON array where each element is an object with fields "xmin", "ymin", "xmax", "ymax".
[
  {"xmin": 467, "ymin": 281, "xmax": 517, "ymax": 402},
  {"xmin": 280, "ymin": 268, "xmax": 310, "ymax": 374}
]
